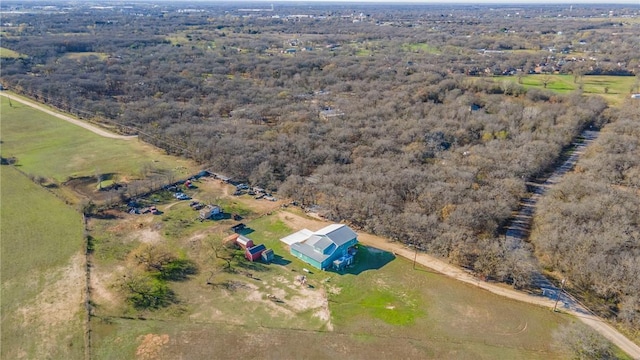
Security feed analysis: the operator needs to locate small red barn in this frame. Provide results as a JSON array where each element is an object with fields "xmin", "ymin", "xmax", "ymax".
[{"xmin": 245, "ymin": 244, "xmax": 266, "ymax": 262}]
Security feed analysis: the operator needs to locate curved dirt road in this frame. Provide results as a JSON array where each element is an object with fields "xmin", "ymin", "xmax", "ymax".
[
  {"xmin": 0, "ymin": 92, "xmax": 136, "ymax": 140},
  {"xmin": 278, "ymin": 211, "xmax": 640, "ymax": 359}
]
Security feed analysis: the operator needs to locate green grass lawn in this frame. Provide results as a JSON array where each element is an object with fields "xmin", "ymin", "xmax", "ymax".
[
  {"xmin": 0, "ymin": 165, "xmax": 86, "ymax": 359},
  {"xmin": 0, "ymin": 95, "xmax": 197, "ymax": 183},
  {"xmin": 495, "ymin": 74, "xmax": 638, "ymax": 106},
  {"xmin": 0, "ymin": 46, "xmax": 27, "ymax": 58},
  {"xmin": 402, "ymin": 42, "xmax": 441, "ymax": 55}
]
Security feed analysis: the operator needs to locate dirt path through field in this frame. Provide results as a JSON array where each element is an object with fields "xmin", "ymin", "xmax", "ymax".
[
  {"xmin": 278, "ymin": 210, "xmax": 640, "ymax": 359},
  {"xmin": 0, "ymin": 92, "xmax": 137, "ymax": 140}
]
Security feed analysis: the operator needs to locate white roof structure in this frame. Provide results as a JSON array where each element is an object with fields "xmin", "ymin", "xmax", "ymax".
[
  {"xmin": 280, "ymin": 224, "xmax": 357, "ymax": 249},
  {"xmin": 280, "ymin": 229, "xmax": 313, "ymax": 246},
  {"xmin": 314, "ymin": 224, "xmax": 358, "ymax": 247}
]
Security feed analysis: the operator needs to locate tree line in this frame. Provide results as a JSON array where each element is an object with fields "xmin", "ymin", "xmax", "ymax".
[{"xmin": 531, "ymin": 101, "xmax": 640, "ymax": 330}]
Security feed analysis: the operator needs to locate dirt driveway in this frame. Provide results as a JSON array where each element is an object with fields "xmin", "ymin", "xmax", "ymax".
[{"xmin": 0, "ymin": 92, "xmax": 137, "ymax": 140}]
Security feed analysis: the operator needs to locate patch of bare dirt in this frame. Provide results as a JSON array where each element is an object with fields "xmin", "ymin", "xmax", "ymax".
[
  {"xmin": 103, "ymin": 214, "xmax": 165, "ymax": 246},
  {"xmin": 135, "ymin": 228, "xmax": 163, "ymax": 244},
  {"xmin": 14, "ymin": 252, "xmax": 86, "ymax": 357},
  {"xmin": 277, "ymin": 210, "xmax": 329, "ymax": 233},
  {"xmin": 90, "ymin": 265, "xmax": 124, "ymax": 311},
  {"xmin": 286, "ymin": 282, "xmax": 333, "ymax": 330},
  {"xmin": 136, "ymin": 334, "xmax": 170, "ymax": 360}
]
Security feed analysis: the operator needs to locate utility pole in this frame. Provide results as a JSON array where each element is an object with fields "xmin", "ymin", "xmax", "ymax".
[
  {"xmin": 553, "ymin": 278, "xmax": 566, "ymax": 312},
  {"xmin": 412, "ymin": 243, "xmax": 418, "ymax": 270}
]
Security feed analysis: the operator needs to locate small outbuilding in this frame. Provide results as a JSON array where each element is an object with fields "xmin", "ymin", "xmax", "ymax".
[
  {"xmin": 245, "ymin": 244, "xmax": 267, "ymax": 262},
  {"xmin": 223, "ymin": 233, "xmax": 239, "ymax": 245},
  {"xmin": 231, "ymin": 223, "xmax": 246, "ymax": 233},
  {"xmin": 261, "ymin": 248, "xmax": 274, "ymax": 263},
  {"xmin": 199, "ymin": 204, "xmax": 222, "ymax": 220},
  {"xmin": 236, "ymin": 235, "xmax": 254, "ymax": 250}
]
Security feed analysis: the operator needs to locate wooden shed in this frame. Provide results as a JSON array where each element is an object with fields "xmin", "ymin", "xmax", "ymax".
[
  {"xmin": 223, "ymin": 233, "xmax": 239, "ymax": 246},
  {"xmin": 245, "ymin": 244, "xmax": 266, "ymax": 262}
]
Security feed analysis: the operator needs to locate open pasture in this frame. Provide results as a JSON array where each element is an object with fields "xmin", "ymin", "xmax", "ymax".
[
  {"xmin": 0, "ymin": 95, "xmax": 197, "ymax": 191},
  {"xmin": 497, "ymin": 74, "xmax": 638, "ymax": 106},
  {"xmin": 0, "ymin": 166, "xmax": 86, "ymax": 359}
]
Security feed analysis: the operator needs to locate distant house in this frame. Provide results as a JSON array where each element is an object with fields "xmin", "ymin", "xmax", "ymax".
[
  {"xmin": 319, "ymin": 108, "xmax": 345, "ymax": 120},
  {"xmin": 199, "ymin": 204, "xmax": 222, "ymax": 220},
  {"xmin": 246, "ymin": 244, "xmax": 267, "ymax": 262},
  {"xmin": 283, "ymin": 224, "xmax": 358, "ymax": 270}
]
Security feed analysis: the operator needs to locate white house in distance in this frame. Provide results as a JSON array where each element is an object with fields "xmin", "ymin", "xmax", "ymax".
[{"xmin": 280, "ymin": 224, "xmax": 358, "ymax": 271}]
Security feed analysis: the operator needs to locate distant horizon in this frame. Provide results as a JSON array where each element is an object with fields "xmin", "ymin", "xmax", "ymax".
[
  {"xmin": 229, "ymin": 0, "xmax": 640, "ymax": 4},
  {"xmin": 11, "ymin": 0, "xmax": 638, "ymax": 4}
]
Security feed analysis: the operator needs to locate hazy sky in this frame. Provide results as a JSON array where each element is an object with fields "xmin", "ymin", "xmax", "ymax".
[{"xmin": 244, "ymin": 0, "xmax": 640, "ymax": 4}]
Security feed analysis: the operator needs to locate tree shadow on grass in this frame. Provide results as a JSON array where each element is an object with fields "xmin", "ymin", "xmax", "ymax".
[
  {"xmin": 335, "ymin": 245, "xmax": 395, "ymax": 276},
  {"xmin": 235, "ymin": 259, "xmax": 269, "ymax": 272}
]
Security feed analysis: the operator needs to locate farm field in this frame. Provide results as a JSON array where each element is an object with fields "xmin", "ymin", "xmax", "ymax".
[
  {"xmin": 0, "ymin": 95, "xmax": 198, "ymax": 188},
  {"xmin": 0, "ymin": 165, "xmax": 86, "ymax": 359},
  {"xmin": 494, "ymin": 74, "xmax": 638, "ymax": 106},
  {"xmin": 87, "ymin": 178, "xmax": 603, "ymax": 359},
  {"xmin": 0, "ymin": 46, "xmax": 27, "ymax": 58},
  {"xmin": 62, "ymin": 52, "xmax": 109, "ymax": 60}
]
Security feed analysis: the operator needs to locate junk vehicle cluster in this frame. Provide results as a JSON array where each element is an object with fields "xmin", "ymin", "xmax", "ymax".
[{"xmin": 125, "ymin": 170, "xmax": 275, "ymax": 220}]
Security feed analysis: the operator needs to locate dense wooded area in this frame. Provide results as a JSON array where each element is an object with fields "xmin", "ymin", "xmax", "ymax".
[
  {"xmin": 532, "ymin": 102, "xmax": 640, "ymax": 330},
  {"xmin": 1, "ymin": 1, "xmax": 638, "ymax": 328}
]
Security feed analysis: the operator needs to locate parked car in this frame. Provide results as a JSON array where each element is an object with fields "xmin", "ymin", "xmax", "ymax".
[{"xmin": 174, "ymin": 192, "xmax": 190, "ymax": 200}]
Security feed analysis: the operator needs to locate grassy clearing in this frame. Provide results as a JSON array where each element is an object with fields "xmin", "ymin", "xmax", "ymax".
[
  {"xmin": 0, "ymin": 166, "xmax": 84, "ymax": 281},
  {"xmin": 495, "ymin": 74, "xmax": 638, "ymax": 106},
  {"xmin": 0, "ymin": 166, "xmax": 86, "ymax": 359},
  {"xmin": 0, "ymin": 96, "xmax": 197, "ymax": 183},
  {"xmin": 0, "ymin": 46, "xmax": 27, "ymax": 58},
  {"xmin": 63, "ymin": 52, "xmax": 109, "ymax": 60},
  {"xmin": 402, "ymin": 42, "xmax": 441, "ymax": 54},
  {"xmin": 91, "ymin": 315, "xmax": 573, "ymax": 360},
  {"xmin": 156, "ymin": 201, "xmax": 220, "ymax": 240}
]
